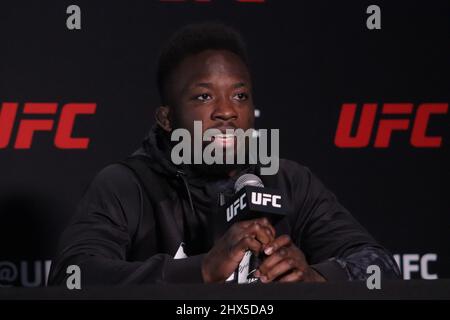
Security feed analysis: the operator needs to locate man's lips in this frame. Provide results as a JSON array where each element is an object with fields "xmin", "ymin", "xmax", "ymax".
[
  {"xmin": 204, "ymin": 125, "xmax": 239, "ymax": 145},
  {"xmin": 209, "ymin": 128, "xmax": 237, "ymax": 145},
  {"xmin": 210, "ymin": 126, "xmax": 238, "ymax": 134},
  {"xmin": 213, "ymin": 134, "xmax": 236, "ymax": 142}
]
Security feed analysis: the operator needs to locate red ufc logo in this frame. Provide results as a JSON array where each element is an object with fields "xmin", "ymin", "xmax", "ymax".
[
  {"xmin": 335, "ymin": 103, "xmax": 448, "ymax": 148},
  {"xmin": 0, "ymin": 102, "xmax": 96, "ymax": 149}
]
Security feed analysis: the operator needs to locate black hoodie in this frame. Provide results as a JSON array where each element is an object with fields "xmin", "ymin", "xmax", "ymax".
[{"xmin": 48, "ymin": 126, "xmax": 400, "ymax": 286}]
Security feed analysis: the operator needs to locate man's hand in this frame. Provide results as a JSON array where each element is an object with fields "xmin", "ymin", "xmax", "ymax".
[
  {"xmin": 202, "ymin": 218, "xmax": 276, "ymax": 283},
  {"xmin": 255, "ymin": 234, "xmax": 326, "ymax": 283}
]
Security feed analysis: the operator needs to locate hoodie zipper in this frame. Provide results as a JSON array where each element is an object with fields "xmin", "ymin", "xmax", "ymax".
[
  {"xmin": 178, "ymin": 169, "xmax": 213, "ymax": 255},
  {"xmin": 176, "ymin": 169, "xmax": 197, "ymax": 231}
]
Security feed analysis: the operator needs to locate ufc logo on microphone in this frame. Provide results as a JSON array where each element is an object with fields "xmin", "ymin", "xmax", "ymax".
[
  {"xmin": 251, "ymin": 192, "xmax": 281, "ymax": 208},
  {"xmin": 334, "ymin": 103, "xmax": 448, "ymax": 148},
  {"xmin": 0, "ymin": 102, "xmax": 96, "ymax": 149},
  {"xmin": 226, "ymin": 194, "xmax": 247, "ymax": 222}
]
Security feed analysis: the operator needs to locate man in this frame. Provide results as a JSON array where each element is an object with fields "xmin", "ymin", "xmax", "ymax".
[{"xmin": 48, "ymin": 22, "xmax": 400, "ymax": 285}]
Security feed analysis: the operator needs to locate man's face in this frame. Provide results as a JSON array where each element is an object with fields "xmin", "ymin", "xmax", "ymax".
[{"xmin": 165, "ymin": 49, "xmax": 255, "ymax": 139}]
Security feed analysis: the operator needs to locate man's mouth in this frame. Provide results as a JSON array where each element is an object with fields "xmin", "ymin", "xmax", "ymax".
[
  {"xmin": 212, "ymin": 133, "xmax": 236, "ymax": 147},
  {"xmin": 214, "ymin": 133, "xmax": 235, "ymax": 139},
  {"xmin": 213, "ymin": 126, "xmax": 237, "ymax": 134}
]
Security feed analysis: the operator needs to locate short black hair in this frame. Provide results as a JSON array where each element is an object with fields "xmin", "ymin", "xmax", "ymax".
[{"xmin": 156, "ymin": 22, "xmax": 250, "ymax": 105}]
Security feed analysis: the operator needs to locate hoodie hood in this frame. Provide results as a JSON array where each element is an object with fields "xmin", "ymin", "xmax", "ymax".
[{"xmin": 133, "ymin": 125, "xmax": 180, "ymax": 178}]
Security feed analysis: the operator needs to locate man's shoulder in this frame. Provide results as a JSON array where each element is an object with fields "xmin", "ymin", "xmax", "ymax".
[
  {"xmin": 259, "ymin": 158, "xmax": 315, "ymax": 193},
  {"xmin": 275, "ymin": 158, "xmax": 331, "ymax": 196},
  {"xmin": 93, "ymin": 163, "xmax": 137, "ymax": 185},
  {"xmin": 86, "ymin": 162, "xmax": 144, "ymax": 198},
  {"xmin": 277, "ymin": 158, "xmax": 312, "ymax": 179}
]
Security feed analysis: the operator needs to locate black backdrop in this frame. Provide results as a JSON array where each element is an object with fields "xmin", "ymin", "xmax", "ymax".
[{"xmin": 0, "ymin": 0, "xmax": 448, "ymax": 287}]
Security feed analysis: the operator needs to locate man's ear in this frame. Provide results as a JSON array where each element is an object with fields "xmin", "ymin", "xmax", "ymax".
[{"xmin": 155, "ymin": 106, "xmax": 172, "ymax": 132}]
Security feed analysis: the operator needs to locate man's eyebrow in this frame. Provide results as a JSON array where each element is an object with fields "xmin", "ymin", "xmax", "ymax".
[
  {"xmin": 233, "ymin": 82, "xmax": 246, "ymax": 89},
  {"xmin": 195, "ymin": 82, "xmax": 213, "ymax": 88},
  {"xmin": 184, "ymin": 81, "xmax": 247, "ymax": 93},
  {"xmin": 180, "ymin": 82, "xmax": 211, "ymax": 95},
  {"xmin": 195, "ymin": 82, "xmax": 246, "ymax": 88}
]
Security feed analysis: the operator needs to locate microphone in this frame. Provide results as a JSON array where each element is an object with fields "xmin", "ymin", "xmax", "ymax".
[
  {"xmin": 216, "ymin": 174, "xmax": 285, "ymax": 283},
  {"xmin": 226, "ymin": 173, "xmax": 284, "ymax": 225}
]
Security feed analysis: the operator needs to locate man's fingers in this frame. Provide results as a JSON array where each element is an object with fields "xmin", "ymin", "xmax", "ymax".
[
  {"xmin": 278, "ymin": 269, "xmax": 304, "ymax": 283},
  {"xmin": 239, "ymin": 218, "xmax": 275, "ymax": 239},
  {"xmin": 257, "ymin": 218, "xmax": 276, "ymax": 239},
  {"xmin": 229, "ymin": 235, "xmax": 262, "ymax": 262},
  {"xmin": 264, "ymin": 234, "xmax": 292, "ymax": 255},
  {"xmin": 244, "ymin": 222, "xmax": 274, "ymax": 245},
  {"xmin": 257, "ymin": 247, "xmax": 288, "ymax": 275},
  {"xmin": 260, "ymin": 258, "xmax": 296, "ymax": 283}
]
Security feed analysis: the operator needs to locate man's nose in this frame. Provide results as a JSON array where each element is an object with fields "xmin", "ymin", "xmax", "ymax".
[{"xmin": 211, "ymin": 98, "xmax": 238, "ymax": 122}]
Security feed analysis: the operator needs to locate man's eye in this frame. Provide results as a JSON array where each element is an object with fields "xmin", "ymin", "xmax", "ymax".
[
  {"xmin": 234, "ymin": 93, "xmax": 248, "ymax": 101},
  {"xmin": 195, "ymin": 94, "xmax": 212, "ymax": 101}
]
